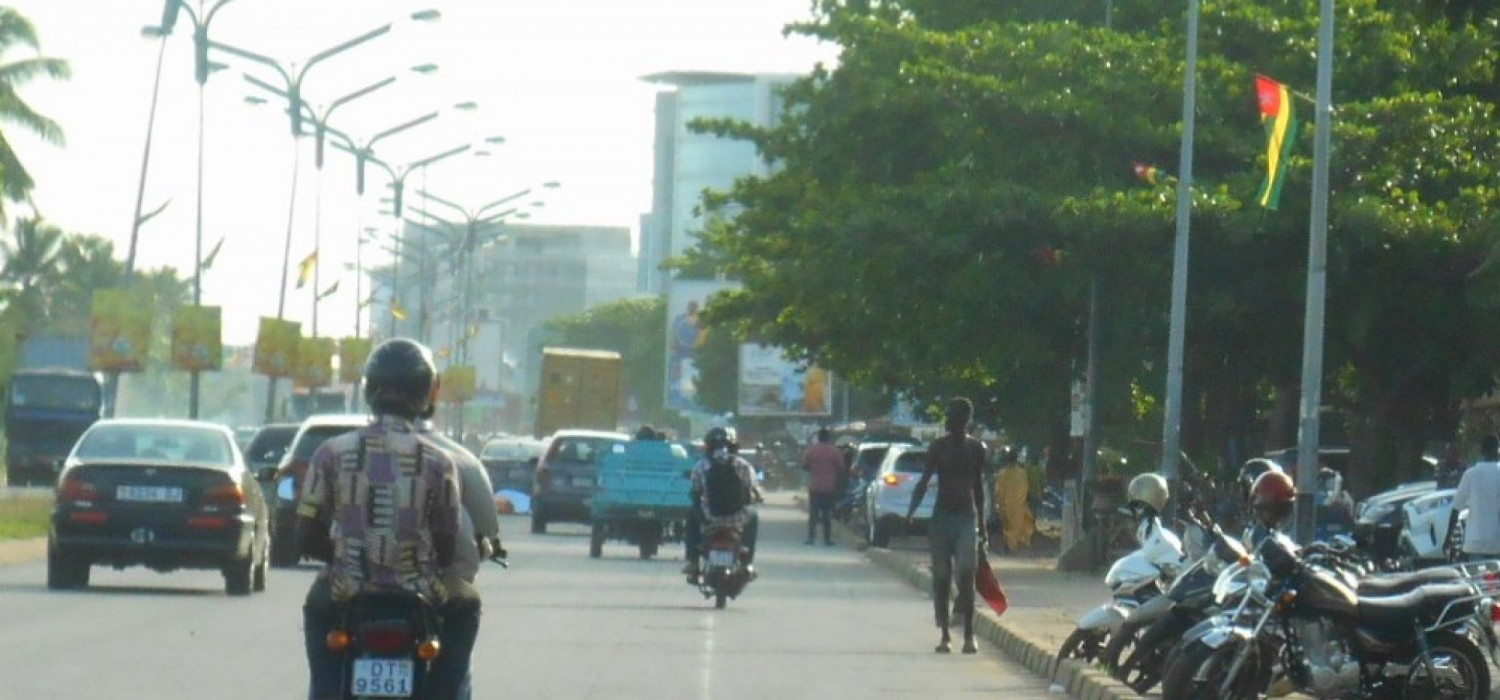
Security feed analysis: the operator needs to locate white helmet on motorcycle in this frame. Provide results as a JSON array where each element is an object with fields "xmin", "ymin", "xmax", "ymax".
[{"xmin": 1126, "ymin": 473, "xmax": 1169, "ymax": 514}]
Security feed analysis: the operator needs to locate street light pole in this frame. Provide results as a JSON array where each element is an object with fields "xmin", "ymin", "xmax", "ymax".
[
  {"xmin": 1159, "ymin": 0, "xmax": 1202, "ymax": 493},
  {"xmin": 1294, "ymin": 0, "xmax": 1336, "ymax": 545}
]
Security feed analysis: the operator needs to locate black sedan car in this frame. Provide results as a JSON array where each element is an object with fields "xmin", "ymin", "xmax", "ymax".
[{"xmin": 47, "ymin": 419, "xmax": 270, "ymax": 595}]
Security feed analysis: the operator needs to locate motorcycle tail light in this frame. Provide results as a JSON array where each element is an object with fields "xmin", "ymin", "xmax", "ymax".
[
  {"xmin": 360, "ymin": 627, "xmax": 412, "ymax": 654},
  {"xmin": 416, "ymin": 638, "xmax": 441, "ymax": 662},
  {"xmin": 325, "ymin": 630, "xmax": 351, "ymax": 652}
]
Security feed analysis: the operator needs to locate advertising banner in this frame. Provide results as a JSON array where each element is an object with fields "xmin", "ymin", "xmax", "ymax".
[
  {"xmin": 737, "ymin": 344, "xmax": 833, "ymax": 416},
  {"xmin": 440, "ymin": 365, "xmax": 476, "ymax": 404},
  {"xmin": 294, "ymin": 336, "xmax": 335, "ymax": 389},
  {"xmin": 665, "ymin": 279, "xmax": 739, "ymax": 413},
  {"xmin": 338, "ymin": 337, "xmax": 373, "ymax": 384},
  {"xmin": 89, "ymin": 289, "xmax": 152, "ymax": 373},
  {"xmin": 252, "ymin": 317, "xmax": 301, "ymax": 378},
  {"xmin": 170, "ymin": 305, "xmax": 222, "ymax": 372}
]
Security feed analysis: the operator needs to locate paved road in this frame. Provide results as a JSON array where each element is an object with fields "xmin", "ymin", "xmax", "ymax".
[{"xmin": 0, "ymin": 493, "xmax": 1062, "ymax": 699}]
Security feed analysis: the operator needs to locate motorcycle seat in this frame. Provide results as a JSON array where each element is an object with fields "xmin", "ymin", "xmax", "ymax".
[
  {"xmin": 1355, "ymin": 567, "xmax": 1461, "ymax": 596},
  {"xmin": 1354, "ymin": 582, "xmax": 1476, "ymax": 632}
]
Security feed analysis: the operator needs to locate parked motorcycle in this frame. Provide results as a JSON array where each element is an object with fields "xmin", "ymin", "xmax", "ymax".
[
  {"xmin": 695, "ymin": 524, "xmax": 755, "ymax": 609},
  {"xmin": 1160, "ymin": 531, "xmax": 1493, "ymax": 700},
  {"xmin": 1055, "ymin": 508, "xmax": 1185, "ymax": 665}
]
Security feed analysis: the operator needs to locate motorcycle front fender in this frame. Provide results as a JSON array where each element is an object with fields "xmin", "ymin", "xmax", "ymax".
[
  {"xmin": 1200, "ymin": 624, "xmax": 1254, "ymax": 650},
  {"xmin": 1077, "ymin": 601, "xmax": 1132, "ymax": 633}
]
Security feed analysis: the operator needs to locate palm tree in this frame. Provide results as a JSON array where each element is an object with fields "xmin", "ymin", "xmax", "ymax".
[
  {"xmin": 0, "ymin": 215, "xmax": 61, "ymax": 329},
  {"xmin": 50, "ymin": 233, "xmax": 124, "ymax": 335},
  {"xmin": 0, "ymin": 7, "xmax": 69, "ymax": 218}
]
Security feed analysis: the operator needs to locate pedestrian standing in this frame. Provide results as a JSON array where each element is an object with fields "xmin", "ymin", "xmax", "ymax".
[
  {"xmin": 906, "ymin": 397, "xmax": 988, "ymax": 654},
  {"xmin": 1450, "ymin": 435, "xmax": 1500, "ymax": 561},
  {"xmin": 994, "ymin": 448, "xmax": 1035, "ymax": 553},
  {"xmin": 802, "ymin": 428, "xmax": 844, "ymax": 546}
]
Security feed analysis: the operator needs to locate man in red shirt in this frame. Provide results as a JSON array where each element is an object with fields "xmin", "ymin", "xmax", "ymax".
[{"xmin": 803, "ymin": 428, "xmax": 845, "ymax": 545}]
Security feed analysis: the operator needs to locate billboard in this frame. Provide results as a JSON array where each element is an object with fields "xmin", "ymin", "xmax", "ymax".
[
  {"xmin": 170, "ymin": 305, "xmax": 222, "ymax": 372},
  {"xmin": 737, "ymin": 344, "xmax": 833, "ymax": 416},
  {"xmin": 89, "ymin": 289, "xmax": 152, "ymax": 373},
  {"xmin": 253, "ymin": 317, "xmax": 301, "ymax": 378},
  {"xmin": 440, "ymin": 365, "xmax": 477, "ymax": 404},
  {"xmin": 665, "ymin": 279, "xmax": 738, "ymax": 413},
  {"xmin": 338, "ymin": 337, "xmax": 373, "ymax": 384},
  {"xmin": 294, "ymin": 336, "xmax": 335, "ymax": 389}
]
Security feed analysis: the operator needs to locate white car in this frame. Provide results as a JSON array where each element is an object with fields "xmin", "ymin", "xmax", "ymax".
[
  {"xmin": 1398, "ymin": 488, "xmax": 1463, "ymax": 567},
  {"xmin": 862, "ymin": 444, "xmax": 937, "ymax": 547}
]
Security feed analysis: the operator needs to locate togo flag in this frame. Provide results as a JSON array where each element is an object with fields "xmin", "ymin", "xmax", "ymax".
[
  {"xmin": 1255, "ymin": 74, "xmax": 1299, "ymax": 210},
  {"xmin": 296, "ymin": 251, "xmax": 318, "ymax": 289}
]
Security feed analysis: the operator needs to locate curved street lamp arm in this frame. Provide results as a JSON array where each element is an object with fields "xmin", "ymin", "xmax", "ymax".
[
  {"xmin": 210, "ymin": 40, "xmax": 292, "ymax": 85},
  {"xmin": 410, "ymin": 144, "xmax": 472, "ymax": 171},
  {"xmin": 298, "ymin": 24, "xmax": 392, "ymax": 82},
  {"xmin": 415, "ymin": 190, "xmax": 471, "ymax": 219},
  {"xmin": 325, "ymin": 76, "xmax": 397, "ymax": 120},
  {"xmin": 475, "ymin": 188, "xmax": 534, "ymax": 220},
  {"xmin": 368, "ymin": 112, "xmax": 440, "ymax": 151},
  {"xmin": 243, "ymin": 73, "xmax": 289, "ymax": 99}
]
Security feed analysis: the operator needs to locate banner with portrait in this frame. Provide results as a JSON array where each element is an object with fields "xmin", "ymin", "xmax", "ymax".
[
  {"xmin": 664, "ymin": 279, "xmax": 739, "ymax": 413},
  {"xmin": 89, "ymin": 289, "xmax": 152, "ymax": 373},
  {"xmin": 440, "ymin": 365, "xmax": 476, "ymax": 404},
  {"xmin": 294, "ymin": 336, "xmax": 335, "ymax": 389},
  {"xmin": 737, "ymin": 344, "xmax": 833, "ymax": 416},
  {"xmin": 338, "ymin": 337, "xmax": 373, "ymax": 384},
  {"xmin": 252, "ymin": 317, "xmax": 301, "ymax": 378},
  {"xmin": 170, "ymin": 305, "xmax": 222, "ymax": 372}
]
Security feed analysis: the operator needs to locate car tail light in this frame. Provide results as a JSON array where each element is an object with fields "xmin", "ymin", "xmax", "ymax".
[
  {"xmin": 1491, "ymin": 602, "xmax": 1500, "ymax": 623},
  {"xmin": 325, "ymin": 629, "xmax": 351, "ymax": 652},
  {"xmin": 58, "ymin": 473, "xmax": 101, "ymax": 507},
  {"xmin": 360, "ymin": 626, "xmax": 412, "ymax": 654},
  {"xmin": 416, "ymin": 638, "xmax": 441, "ymax": 661},
  {"xmin": 882, "ymin": 474, "xmax": 902, "ymax": 486},
  {"xmin": 68, "ymin": 511, "xmax": 108, "ymax": 525},
  {"xmin": 199, "ymin": 482, "xmax": 244, "ymax": 514}
]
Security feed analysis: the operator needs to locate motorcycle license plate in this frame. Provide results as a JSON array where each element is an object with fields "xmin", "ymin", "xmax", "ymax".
[
  {"xmin": 708, "ymin": 550, "xmax": 735, "ymax": 567},
  {"xmin": 351, "ymin": 659, "xmax": 414, "ymax": 697}
]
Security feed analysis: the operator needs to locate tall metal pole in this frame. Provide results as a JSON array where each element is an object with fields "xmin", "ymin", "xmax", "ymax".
[
  {"xmin": 266, "ymin": 139, "xmax": 302, "ymax": 423},
  {"xmin": 189, "ymin": 68, "xmax": 206, "ymax": 419},
  {"xmin": 1160, "ymin": 0, "xmax": 1201, "ymax": 487},
  {"xmin": 1294, "ymin": 0, "xmax": 1336, "ymax": 544}
]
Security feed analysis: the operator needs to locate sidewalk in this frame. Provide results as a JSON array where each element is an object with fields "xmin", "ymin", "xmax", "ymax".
[{"xmin": 795, "ymin": 492, "xmax": 1141, "ymax": 700}]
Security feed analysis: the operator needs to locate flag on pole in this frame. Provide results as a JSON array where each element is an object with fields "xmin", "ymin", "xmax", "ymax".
[
  {"xmin": 391, "ymin": 299, "xmax": 408, "ymax": 320},
  {"xmin": 359, "ymin": 292, "xmax": 377, "ymax": 309},
  {"xmin": 296, "ymin": 251, "xmax": 318, "ymax": 289},
  {"xmin": 317, "ymin": 280, "xmax": 340, "ymax": 300},
  {"xmin": 1255, "ymin": 74, "xmax": 1299, "ymax": 210}
]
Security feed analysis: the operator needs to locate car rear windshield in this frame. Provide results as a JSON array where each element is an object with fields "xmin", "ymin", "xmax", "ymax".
[
  {"xmin": 245, "ymin": 426, "xmax": 297, "ymax": 463},
  {"xmin": 293, "ymin": 425, "xmax": 361, "ymax": 460},
  {"xmin": 482, "ymin": 441, "xmax": 543, "ymax": 461},
  {"xmin": 855, "ymin": 447, "xmax": 889, "ymax": 477},
  {"xmin": 76, "ymin": 424, "xmax": 232, "ymax": 465},
  {"xmin": 546, "ymin": 436, "xmax": 626, "ymax": 465},
  {"xmin": 894, "ymin": 451, "xmax": 927, "ymax": 474}
]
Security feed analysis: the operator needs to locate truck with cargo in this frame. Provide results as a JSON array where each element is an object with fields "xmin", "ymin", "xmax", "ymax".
[
  {"xmin": 533, "ymin": 348, "xmax": 623, "ymax": 439},
  {"xmin": 4, "ymin": 336, "xmax": 103, "ymax": 486}
]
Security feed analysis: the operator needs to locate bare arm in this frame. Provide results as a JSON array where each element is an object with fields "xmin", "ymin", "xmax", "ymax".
[{"xmin": 907, "ymin": 442, "xmax": 937, "ymax": 520}]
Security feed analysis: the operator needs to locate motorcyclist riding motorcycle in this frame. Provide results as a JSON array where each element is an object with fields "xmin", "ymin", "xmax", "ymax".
[
  {"xmin": 297, "ymin": 338, "xmax": 480, "ymax": 700},
  {"xmin": 682, "ymin": 426, "xmax": 762, "ymax": 579}
]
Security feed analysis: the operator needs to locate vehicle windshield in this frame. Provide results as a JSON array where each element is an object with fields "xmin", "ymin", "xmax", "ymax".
[
  {"xmin": 292, "ymin": 425, "xmax": 363, "ymax": 461},
  {"xmin": 893, "ymin": 451, "xmax": 927, "ymax": 474},
  {"xmin": 855, "ymin": 446, "xmax": 890, "ymax": 479},
  {"xmin": 546, "ymin": 436, "xmax": 627, "ymax": 464},
  {"xmin": 8, "ymin": 374, "xmax": 102, "ymax": 413},
  {"xmin": 482, "ymin": 441, "xmax": 543, "ymax": 461},
  {"xmin": 75, "ymin": 424, "xmax": 233, "ymax": 465},
  {"xmin": 244, "ymin": 426, "xmax": 297, "ymax": 464}
]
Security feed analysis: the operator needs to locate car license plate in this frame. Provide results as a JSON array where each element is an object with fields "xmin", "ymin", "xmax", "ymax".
[
  {"xmin": 708, "ymin": 549, "xmax": 735, "ymax": 567},
  {"xmin": 571, "ymin": 476, "xmax": 593, "ymax": 488},
  {"xmin": 351, "ymin": 659, "xmax": 413, "ymax": 697},
  {"xmin": 117, "ymin": 485, "xmax": 183, "ymax": 503}
]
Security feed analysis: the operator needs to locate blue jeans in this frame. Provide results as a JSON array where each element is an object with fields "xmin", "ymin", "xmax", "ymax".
[{"xmin": 927, "ymin": 512, "xmax": 977, "ymax": 627}]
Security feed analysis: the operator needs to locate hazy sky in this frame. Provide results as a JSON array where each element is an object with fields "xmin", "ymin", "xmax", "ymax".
[{"xmin": 6, "ymin": 0, "xmax": 836, "ymax": 344}]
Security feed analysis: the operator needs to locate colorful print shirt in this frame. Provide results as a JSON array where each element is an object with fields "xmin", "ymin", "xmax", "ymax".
[{"xmin": 298, "ymin": 416, "xmax": 461, "ymax": 601}]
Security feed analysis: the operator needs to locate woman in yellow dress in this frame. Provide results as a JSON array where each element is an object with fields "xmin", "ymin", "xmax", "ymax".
[{"xmin": 994, "ymin": 448, "xmax": 1035, "ymax": 552}]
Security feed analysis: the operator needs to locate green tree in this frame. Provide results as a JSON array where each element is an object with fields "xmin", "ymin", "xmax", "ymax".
[
  {"xmin": 0, "ymin": 216, "xmax": 60, "ymax": 331},
  {"xmin": 680, "ymin": 0, "xmax": 1500, "ymax": 490},
  {"xmin": 48, "ymin": 233, "xmax": 124, "ymax": 336},
  {"xmin": 0, "ymin": 7, "xmax": 68, "ymax": 218}
]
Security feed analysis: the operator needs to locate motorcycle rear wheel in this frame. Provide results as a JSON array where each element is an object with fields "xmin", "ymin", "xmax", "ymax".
[
  {"xmin": 1056, "ymin": 628, "xmax": 1109, "ymax": 666},
  {"xmin": 1114, "ymin": 615, "xmax": 1187, "ymax": 693},
  {"xmin": 1099, "ymin": 623, "xmax": 1140, "ymax": 675},
  {"xmin": 1402, "ymin": 631, "xmax": 1490, "ymax": 700}
]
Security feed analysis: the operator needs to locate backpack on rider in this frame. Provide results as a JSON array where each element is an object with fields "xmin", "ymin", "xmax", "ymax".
[{"xmin": 705, "ymin": 454, "xmax": 748, "ymax": 516}]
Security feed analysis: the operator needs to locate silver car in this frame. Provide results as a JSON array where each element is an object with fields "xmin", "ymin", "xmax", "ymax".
[{"xmin": 863, "ymin": 444, "xmax": 936, "ymax": 547}]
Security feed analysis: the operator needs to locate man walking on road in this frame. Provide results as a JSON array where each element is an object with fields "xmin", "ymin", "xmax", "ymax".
[
  {"xmin": 1450, "ymin": 435, "xmax": 1500, "ymax": 561},
  {"xmin": 803, "ymin": 428, "xmax": 844, "ymax": 545},
  {"xmin": 907, "ymin": 397, "xmax": 988, "ymax": 654}
]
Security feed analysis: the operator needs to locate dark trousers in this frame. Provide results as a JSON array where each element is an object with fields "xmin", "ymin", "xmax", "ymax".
[
  {"xmin": 684, "ymin": 508, "xmax": 760, "ymax": 564},
  {"xmin": 304, "ymin": 577, "xmax": 481, "ymax": 700},
  {"xmin": 928, "ymin": 512, "xmax": 978, "ymax": 629},
  {"xmin": 807, "ymin": 492, "xmax": 835, "ymax": 542}
]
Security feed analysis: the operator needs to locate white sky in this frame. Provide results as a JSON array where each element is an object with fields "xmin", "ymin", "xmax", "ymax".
[{"xmin": 6, "ymin": 0, "xmax": 836, "ymax": 345}]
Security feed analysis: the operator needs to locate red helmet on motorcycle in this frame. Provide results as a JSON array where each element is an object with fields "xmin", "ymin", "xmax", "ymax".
[{"xmin": 1250, "ymin": 469, "xmax": 1296, "ymax": 528}]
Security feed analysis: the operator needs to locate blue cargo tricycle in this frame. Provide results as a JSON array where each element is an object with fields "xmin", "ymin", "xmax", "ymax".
[{"xmin": 589, "ymin": 440, "xmax": 697, "ymax": 560}]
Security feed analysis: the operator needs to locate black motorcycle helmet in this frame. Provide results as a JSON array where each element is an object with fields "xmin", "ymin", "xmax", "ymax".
[
  {"xmin": 704, "ymin": 426, "xmax": 731, "ymax": 456},
  {"xmin": 362, "ymin": 338, "xmax": 437, "ymax": 420}
]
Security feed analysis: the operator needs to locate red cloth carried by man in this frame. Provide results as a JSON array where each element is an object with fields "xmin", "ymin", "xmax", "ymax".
[{"xmin": 976, "ymin": 548, "xmax": 1008, "ymax": 616}]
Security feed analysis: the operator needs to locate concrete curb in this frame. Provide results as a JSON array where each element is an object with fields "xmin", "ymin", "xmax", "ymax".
[{"xmin": 863, "ymin": 546, "xmax": 1139, "ymax": 700}]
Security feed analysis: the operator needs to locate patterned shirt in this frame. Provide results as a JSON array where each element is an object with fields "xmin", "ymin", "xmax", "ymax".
[{"xmin": 298, "ymin": 416, "xmax": 461, "ymax": 601}]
